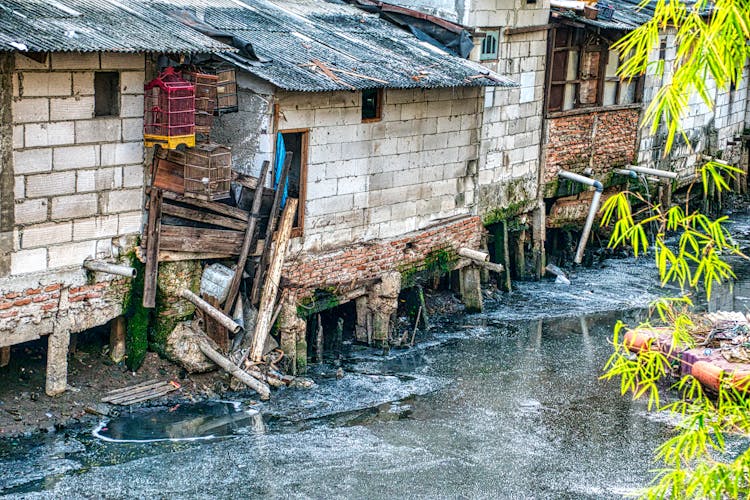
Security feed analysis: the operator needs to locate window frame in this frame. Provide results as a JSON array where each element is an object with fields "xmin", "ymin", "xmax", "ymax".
[
  {"xmin": 479, "ymin": 28, "xmax": 501, "ymax": 62},
  {"xmin": 277, "ymin": 128, "xmax": 308, "ymax": 238},
  {"xmin": 361, "ymin": 88, "xmax": 383, "ymax": 123},
  {"xmin": 94, "ymin": 71, "xmax": 120, "ymax": 117},
  {"xmin": 546, "ymin": 25, "xmax": 643, "ymax": 115}
]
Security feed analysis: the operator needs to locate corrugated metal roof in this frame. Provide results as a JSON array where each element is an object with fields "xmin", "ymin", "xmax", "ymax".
[
  {"xmin": 0, "ymin": 0, "xmax": 232, "ymax": 53},
  {"xmin": 149, "ymin": 0, "xmax": 516, "ymax": 91},
  {"xmin": 553, "ymin": 0, "xmax": 708, "ymax": 31}
]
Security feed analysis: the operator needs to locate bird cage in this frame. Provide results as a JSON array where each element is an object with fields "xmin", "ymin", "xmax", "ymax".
[
  {"xmin": 183, "ymin": 143, "xmax": 232, "ymax": 201},
  {"xmin": 183, "ymin": 70, "xmax": 218, "ymax": 142},
  {"xmin": 215, "ymin": 68, "xmax": 238, "ymax": 114},
  {"xmin": 143, "ymin": 67, "xmax": 196, "ymax": 150}
]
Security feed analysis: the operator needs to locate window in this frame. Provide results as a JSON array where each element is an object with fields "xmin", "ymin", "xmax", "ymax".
[
  {"xmin": 280, "ymin": 130, "xmax": 308, "ymax": 235},
  {"xmin": 547, "ymin": 27, "xmax": 642, "ymax": 113},
  {"xmin": 94, "ymin": 72, "xmax": 120, "ymax": 117},
  {"xmin": 480, "ymin": 29, "xmax": 500, "ymax": 61},
  {"xmin": 361, "ymin": 88, "xmax": 382, "ymax": 122}
]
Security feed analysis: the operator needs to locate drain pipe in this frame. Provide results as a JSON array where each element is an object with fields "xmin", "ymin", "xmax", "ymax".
[
  {"xmin": 624, "ymin": 165, "xmax": 678, "ymax": 180},
  {"xmin": 83, "ymin": 259, "xmax": 137, "ymax": 278},
  {"xmin": 613, "ymin": 168, "xmax": 638, "ymax": 179},
  {"xmin": 558, "ymin": 170, "xmax": 603, "ymax": 264}
]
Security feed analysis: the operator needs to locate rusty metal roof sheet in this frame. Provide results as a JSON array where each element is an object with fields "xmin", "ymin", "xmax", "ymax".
[
  {"xmin": 553, "ymin": 0, "xmax": 709, "ymax": 31},
  {"xmin": 150, "ymin": 0, "xmax": 515, "ymax": 91},
  {"xmin": 0, "ymin": 0, "xmax": 232, "ymax": 53}
]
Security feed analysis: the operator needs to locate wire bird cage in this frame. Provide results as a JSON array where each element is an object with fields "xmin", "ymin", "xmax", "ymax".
[
  {"xmin": 143, "ymin": 67, "xmax": 196, "ymax": 150},
  {"xmin": 183, "ymin": 70, "xmax": 218, "ymax": 143}
]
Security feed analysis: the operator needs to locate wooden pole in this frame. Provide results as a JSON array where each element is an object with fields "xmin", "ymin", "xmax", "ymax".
[
  {"xmin": 197, "ymin": 337, "xmax": 270, "ymax": 400},
  {"xmin": 180, "ymin": 289, "xmax": 242, "ymax": 335},
  {"xmin": 248, "ymin": 198, "xmax": 298, "ymax": 362},
  {"xmin": 251, "ymin": 154, "xmax": 293, "ymax": 305},
  {"xmin": 0, "ymin": 346, "xmax": 10, "ymax": 367},
  {"xmin": 110, "ymin": 316, "xmax": 126, "ymax": 363},
  {"xmin": 223, "ymin": 160, "xmax": 272, "ymax": 315},
  {"xmin": 315, "ymin": 314, "xmax": 323, "ymax": 363},
  {"xmin": 143, "ymin": 188, "xmax": 162, "ymax": 308}
]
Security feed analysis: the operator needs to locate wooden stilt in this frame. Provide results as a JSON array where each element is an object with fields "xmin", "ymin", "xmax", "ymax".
[
  {"xmin": 110, "ymin": 316, "xmax": 126, "ymax": 363},
  {"xmin": 142, "ymin": 188, "xmax": 163, "ymax": 308},
  {"xmin": 0, "ymin": 346, "xmax": 10, "ymax": 367},
  {"xmin": 502, "ymin": 220, "xmax": 512, "ymax": 292},
  {"xmin": 315, "ymin": 314, "xmax": 323, "ymax": 363}
]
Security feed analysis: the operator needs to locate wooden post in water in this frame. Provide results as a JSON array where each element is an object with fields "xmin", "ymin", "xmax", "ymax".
[{"xmin": 110, "ymin": 316, "xmax": 126, "ymax": 363}]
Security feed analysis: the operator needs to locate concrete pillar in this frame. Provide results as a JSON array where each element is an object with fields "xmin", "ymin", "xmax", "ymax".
[
  {"xmin": 532, "ymin": 205, "xmax": 546, "ymax": 280},
  {"xmin": 367, "ymin": 271, "xmax": 401, "ymax": 347},
  {"xmin": 110, "ymin": 316, "xmax": 126, "ymax": 363},
  {"xmin": 354, "ymin": 295, "xmax": 370, "ymax": 343},
  {"xmin": 278, "ymin": 294, "xmax": 306, "ymax": 375},
  {"xmin": 460, "ymin": 265, "xmax": 483, "ymax": 313},
  {"xmin": 46, "ymin": 328, "xmax": 71, "ymax": 396}
]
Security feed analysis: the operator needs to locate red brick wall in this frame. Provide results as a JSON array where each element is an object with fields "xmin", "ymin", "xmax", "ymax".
[
  {"xmin": 283, "ymin": 216, "xmax": 483, "ymax": 295},
  {"xmin": 544, "ymin": 107, "xmax": 640, "ymax": 184},
  {"xmin": 0, "ymin": 279, "xmax": 129, "ymax": 342}
]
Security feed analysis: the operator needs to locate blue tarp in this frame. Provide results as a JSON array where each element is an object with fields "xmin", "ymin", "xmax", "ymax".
[{"xmin": 274, "ymin": 132, "xmax": 288, "ymax": 208}]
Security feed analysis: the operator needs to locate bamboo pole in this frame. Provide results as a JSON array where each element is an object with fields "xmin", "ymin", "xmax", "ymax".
[
  {"xmin": 180, "ymin": 289, "xmax": 242, "ymax": 335},
  {"xmin": 198, "ymin": 338, "xmax": 270, "ymax": 400},
  {"xmin": 248, "ymin": 198, "xmax": 298, "ymax": 362}
]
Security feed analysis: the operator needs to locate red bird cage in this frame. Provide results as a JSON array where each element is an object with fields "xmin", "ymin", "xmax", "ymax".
[{"xmin": 143, "ymin": 67, "xmax": 196, "ymax": 150}]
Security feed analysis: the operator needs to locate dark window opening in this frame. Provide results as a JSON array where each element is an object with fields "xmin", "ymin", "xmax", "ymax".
[
  {"xmin": 94, "ymin": 72, "xmax": 120, "ymax": 117},
  {"xmin": 547, "ymin": 26, "xmax": 642, "ymax": 113},
  {"xmin": 281, "ymin": 130, "xmax": 308, "ymax": 234},
  {"xmin": 480, "ymin": 29, "xmax": 500, "ymax": 61},
  {"xmin": 361, "ymin": 88, "xmax": 382, "ymax": 122}
]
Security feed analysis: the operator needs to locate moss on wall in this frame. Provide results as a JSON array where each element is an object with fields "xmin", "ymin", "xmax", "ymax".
[{"xmin": 122, "ymin": 253, "xmax": 150, "ymax": 371}]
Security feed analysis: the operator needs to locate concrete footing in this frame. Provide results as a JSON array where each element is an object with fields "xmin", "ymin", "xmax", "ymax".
[{"xmin": 46, "ymin": 328, "xmax": 70, "ymax": 396}]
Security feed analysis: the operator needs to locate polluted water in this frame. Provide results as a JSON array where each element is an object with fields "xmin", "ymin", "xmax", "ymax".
[{"xmin": 3, "ymin": 212, "xmax": 750, "ymax": 498}]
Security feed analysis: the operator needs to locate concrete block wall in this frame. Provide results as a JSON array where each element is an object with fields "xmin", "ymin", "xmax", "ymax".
[
  {"xmin": 637, "ymin": 32, "xmax": 750, "ymax": 180},
  {"xmin": 276, "ymin": 87, "xmax": 482, "ymax": 253},
  {"xmin": 463, "ymin": 1, "xmax": 549, "ymax": 220},
  {"xmin": 10, "ymin": 52, "xmax": 145, "ymax": 276}
]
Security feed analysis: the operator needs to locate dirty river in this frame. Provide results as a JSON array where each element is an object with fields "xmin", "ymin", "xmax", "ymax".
[{"xmin": 3, "ymin": 213, "xmax": 750, "ymax": 499}]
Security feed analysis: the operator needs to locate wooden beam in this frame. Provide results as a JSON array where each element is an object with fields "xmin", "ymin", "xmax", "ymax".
[
  {"xmin": 157, "ymin": 250, "xmax": 234, "ymax": 262},
  {"xmin": 161, "ymin": 190, "xmax": 249, "ymax": 222},
  {"xmin": 110, "ymin": 316, "xmax": 126, "ymax": 363},
  {"xmin": 159, "ymin": 226, "xmax": 244, "ymax": 255},
  {"xmin": 198, "ymin": 336, "xmax": 270, "ymax": 400},
  {"xmin": 142, "ymin": 188, "xmax": 162, "ymax": 308},
  {"xmin": 504, "ymin": 24, "xmax": 553, "ymax": 36},
  {"xmin": 161, "ymin": 201, "xmax": 247, "ymax": 231},
  {"xmin": 180, "ymin": 289, "xmax": 242, "ymax": 334},
  {"xmin": 223, "ymin": 160, "xmax": 273, "ymax": 315},
  {"xmin": 251, "ymin": 154, "xmax": 293, "ymax": 305},
  {"xmin": 248, "ymin": 198, "xmax": 298, "ymax": 363}
]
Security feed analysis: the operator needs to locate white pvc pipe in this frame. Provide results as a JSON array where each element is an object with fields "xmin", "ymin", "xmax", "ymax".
[
  {"xmin": 83, "ymin": 259, "xmax": 137, "ymax": 278},
  {"xmin": 626, "ymin": 165, "xmax": 678, "ymax": 180},
  {"xmin": 558, "ymin": 170, "xmax": 604, "ymax": 265}
]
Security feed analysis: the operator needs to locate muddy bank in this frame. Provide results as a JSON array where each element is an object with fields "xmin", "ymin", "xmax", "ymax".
[{"xmin": 0, "ymin": 287, "xmax": 466, "ymax": 439}]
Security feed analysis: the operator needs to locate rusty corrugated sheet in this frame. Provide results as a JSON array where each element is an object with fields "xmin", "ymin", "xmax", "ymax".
[
  {"xmin": 0, "ymin": 0, "xmax": 232, "ymax": 54},
  {"xmin": 150, "ymin": 0, "xmax": 516, "ymax": 91}
]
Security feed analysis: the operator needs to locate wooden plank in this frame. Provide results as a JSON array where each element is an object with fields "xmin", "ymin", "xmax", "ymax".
[
  {"xmin": 153, "ymin": 158, "xmax": 185, "ymax": 194},
  {"xmin": 161, "ymin": 190, "xmax": 249, "ymax": 222},
  {"xmin": 232, "ymin": 171, "xmax": 258, "ymax": 190},
  {"xmin": 162, "ymin": 201, "xmax": 247, "ymax": 231},
  {"xmin": 158, "ymin": 250, "xmax": 234, "ymax": 262},
  {"xmin": 251, "ymin": 154, "xmax": 293, "ymax": 305},
  {"xmin": 248, "ymin": 198, "xmax": 298, "ymax": 362},
  {"xmin": 159, "ymin": 226, "xmax": 244, "ymax": 255},
  {"xmin": 202, "ymin": 293, "xmax": 228, "ymax": 351},
  {"xmin": 504, "ymin": 23, "xmax": 553, "ymax": 36},
  {"xmin": 0, "ymin": 347, "xmax": 10, "ymax": 367},
  {"xmin": 105, "ymin": 379, "xmax": 160, "ymax": 396},
  {"xmin": 224, "ymin": 160, "xmax": 273, "ymax": 315},
  {"xmin": 142, "ymin": 188, "xmax": 162, "ymax": 308},
  {"xmin": 110, "ymin": 384, "xmax": 178, "ymax": 405}
]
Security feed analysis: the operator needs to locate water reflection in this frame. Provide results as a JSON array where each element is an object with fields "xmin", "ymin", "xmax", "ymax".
[{"xmin": 94, "ymin": 402, "xmax": 265, "ymax": 443}]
